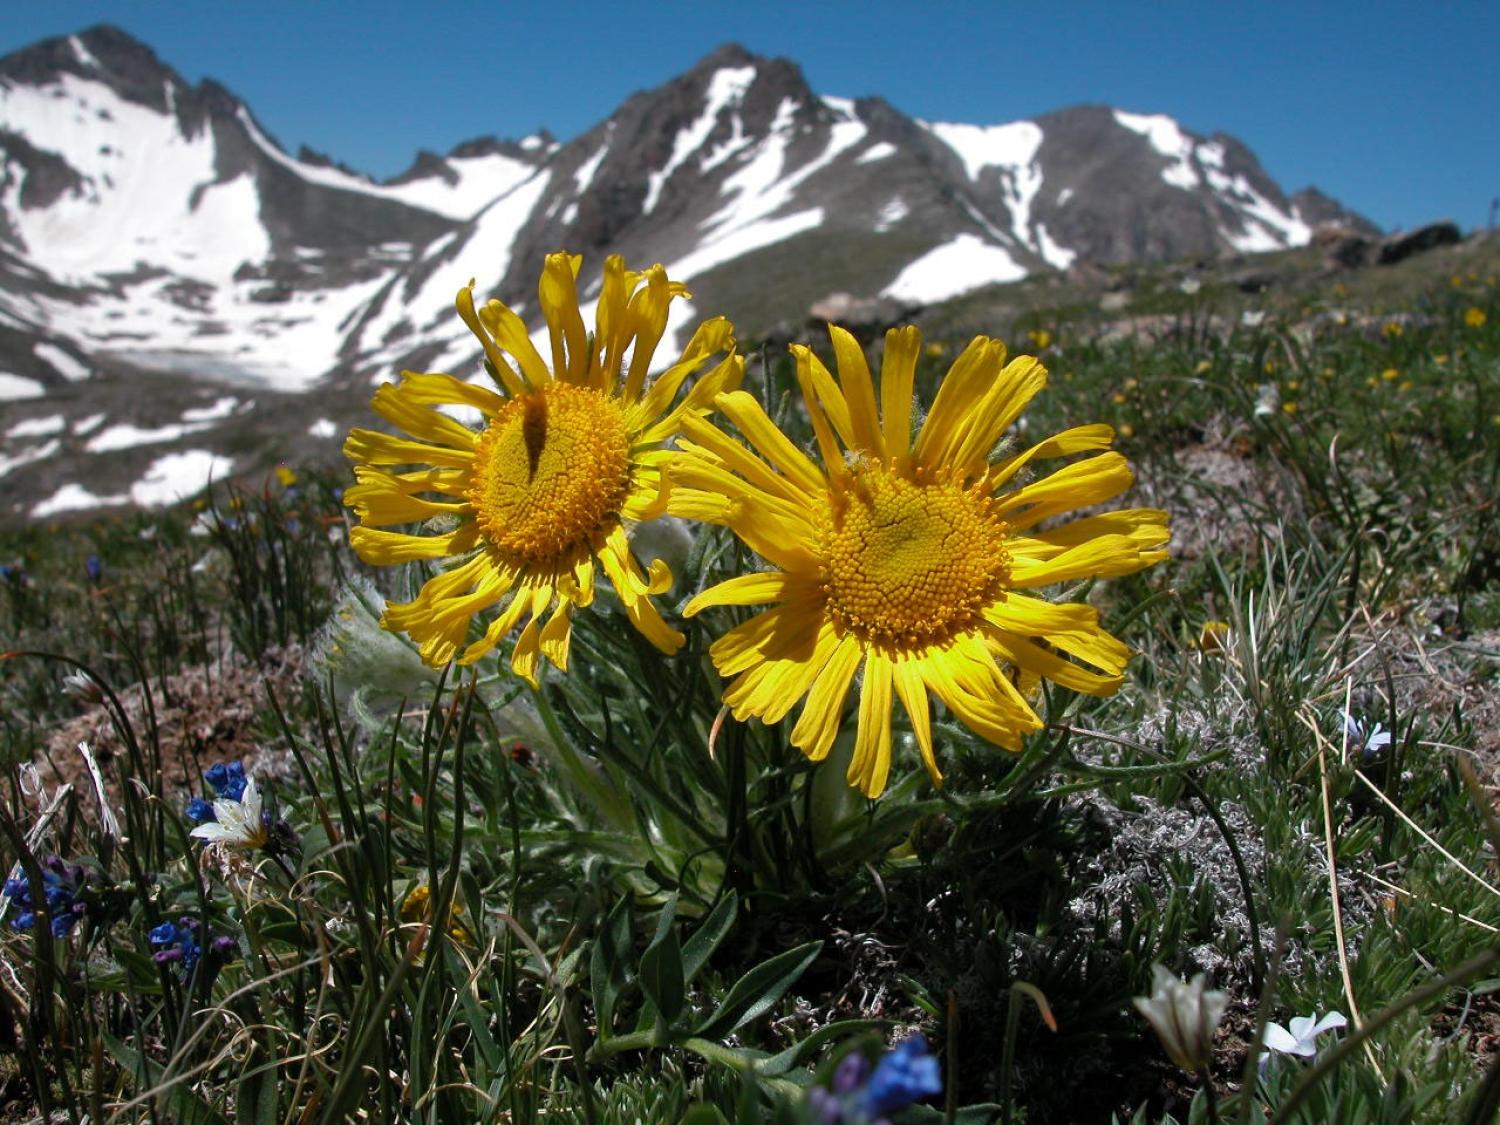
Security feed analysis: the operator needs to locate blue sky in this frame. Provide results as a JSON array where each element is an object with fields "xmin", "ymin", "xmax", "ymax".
[{"xmin": 3, "ymin": 1, "xmax": 1496, "ymax": 233}]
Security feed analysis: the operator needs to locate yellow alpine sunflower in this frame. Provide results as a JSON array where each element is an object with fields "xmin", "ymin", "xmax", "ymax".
[
  {"xmin": 672, "ymin": 326, "xmax": 1169, "ymax": 797},
  {"xmin": 343, "ymin": 253, "xmax": 741, "ymax": 685}
]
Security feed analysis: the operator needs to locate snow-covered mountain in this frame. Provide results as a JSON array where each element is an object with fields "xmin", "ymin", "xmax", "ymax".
[{"xmin": 0, "ymin": 27, "xmax": 1374, "ymax": 522}]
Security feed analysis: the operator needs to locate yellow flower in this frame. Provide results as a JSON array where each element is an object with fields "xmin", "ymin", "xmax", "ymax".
[
  {"xmin": 924, "ymin": 341, "xmax": 948, "ymax": 358},
  {"xmin": 1197, "ymin": 620, "xmax": 1230, "ymax": 653},
  {"xmin": 274, "ymin": 464, "xmax": 297, "ymax": 488},
  {"xmin": 672, "ymin": 326, "xmax": 1169, "ymax": 797},
  {"xmin": 1282, "ymin": 401, "xmax": 1298, "ymax": 416},
  {"xmin": 1382, "ymin": 321, "xmax": 1403, "ymax": 338},
  {"xmin": 1027, "ymin": 328, "xmax": 1052, "ymax": 350},
  {"xmin": 343, "ymin": 253, "xmax": 741, "ymax": 684},
  {"xmin": 1118, "ymin": 422, "xmax": 1135, "ymax": 439},
  {"xmin": 1465, "ymin": 306, "xmax": 1488, "ymax": 328},
  {"xmin": 1381, "ymin": 367, "xmax": 1399, "ymax": 382}
]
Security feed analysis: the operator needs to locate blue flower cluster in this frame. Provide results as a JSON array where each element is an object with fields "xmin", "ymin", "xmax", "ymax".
[
  {"xmin": 149, "ymin": 917, "xmax": 237, "ymax": 977},
  {"xmin": 807, "ymin": 1035, "xmax": 943, "ymax": 1123},
  {"xmin": 186, "ymin": 761, "xmax": 248, "ymax": 823},
  {"xmin": 4, "ymin": 856, "xmax": 90, "ymax": 939}
]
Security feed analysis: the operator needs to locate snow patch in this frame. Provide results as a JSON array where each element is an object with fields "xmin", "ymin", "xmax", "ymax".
[
  {"xmin": 85, "ymin": 420, "xmax": 212, "ymax": 453},
  {"xmin": 34, "ymin": 342, "xmax": 89, "ymax": 381},
  {"xmin": 928, "ymin": 120, "xmax": 1043, "ymax": 182},
  {"xmin": 72, "ymin": 412, "xmax": 106, "ymax": 434},
  {"xmin": 180, "ymin": 396, "xmax": 239, "ymax": 422},
  {"xmin": 1035, "ymin": 223, "xmax": 1076, "ymax": 269},
  {"xmin": 0, "ymin": 438, "xmax": 60, "ymax": 478},
  {"xmin": 1202, "ymin": 166, "xmax": 1311, "ymax": 251},
  {"xmin": 1114, "ymin": 110, "xmax": 1200, "ymax": 190},
  {"xmin": 882, "ymin": 234, "xmax": 1026, "ymax": 303},
  {"xmin": 307, "ymin": 418, "xmax": 338, "ymax": 438},
  {"xmin": 131, "ymin": 449, "xmax": 234, "ymax": 507},
  {"xmin": 33, "ymin": 482, "xmax": 128, "ymax": 518},
  {"xmin": 0, "ymin": 373, "xmax": 45, "ymax": 400},
  {"xmin": 6, "ymin": 414, "xmax": 65, "ymax": 438},
  {"xmin": 573, "ymin": 144, "xmax": 609, "ymax": 194},
  {"xmin": 69, "ymin": 36, "xmax": 102, "ymax": 71},
  {"xmin": 875, "ymin": 197, "xmax": 908, "ymax": 232},
  {"xmin": 643, "ymin": 66, "xmax": 757, "ymax": 214},
  {"xmin": 857, "ymin": 141, "xmax": 897, "ymax": 164}
]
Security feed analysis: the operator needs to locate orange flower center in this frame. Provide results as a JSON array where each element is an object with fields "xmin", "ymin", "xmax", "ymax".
[
  {"xmin": 467, "ymin": 384, "xmax": 632, "ymax": 565},
  {"xmin": 818, "ymin": 463, "xmax": 1010, "ymax": 649}
]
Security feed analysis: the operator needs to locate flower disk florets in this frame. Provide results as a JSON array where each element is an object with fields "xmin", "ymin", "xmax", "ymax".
[
  {"xmin": 467, "ymin": 384, "xmax": 632, "ymax": 567},
  {"xmin": 819, "ymin": 462, "xmax": 1010, "ymax": 650}
]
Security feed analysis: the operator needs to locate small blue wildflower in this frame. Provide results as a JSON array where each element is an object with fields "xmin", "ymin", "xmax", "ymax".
[
  {"xmin": 185, "ymin": 797, "xmax": 217, "ymax": 824},
  {"xmin": 4, "ymin": 856, "xmax": 90, "ymax": 939},
  {"xmin": 807, "ymin": 1036, "xmax": 942, "ymax": 1123},
  {"xmin": 85, "ymin": 554, "xmax": 103, "ymax": 583},
  {"xmin": 150, "ymin": 917, "xmax": 238, "ymax": 980},
  {"xmin": 149, "ymin": 918, "xmax": 203, "ymax": 974},
  {"xmin": 860, "ymin": 1035, "xmax": 943, "ymax": 1118},
  {"xmin": 203, "ymin": 761, "xmax": 247, "ymax": 801}
]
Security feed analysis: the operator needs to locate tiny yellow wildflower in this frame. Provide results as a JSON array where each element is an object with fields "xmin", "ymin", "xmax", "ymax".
[{"xmin": 1465, "ymin": 307, "xmax": 1487, "ymax": 328}]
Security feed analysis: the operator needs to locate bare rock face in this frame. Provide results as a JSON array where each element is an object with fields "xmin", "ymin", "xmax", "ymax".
[
  {"xmin": 1313, "ymin": 223, "xmax": 1375, "ymax": 269},
  {"xmin": 1377, "ymin": 221, "xmax": 1463, "ymax": 266}
]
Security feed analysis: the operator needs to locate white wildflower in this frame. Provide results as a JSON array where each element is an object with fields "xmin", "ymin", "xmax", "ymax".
[
  {"xmin": 1133, "ymin": 964, "xmax": 1228, "ymax": 1072},
  {"xmin": 190, "ymin": 776, "xmax": 268, "ymax": 850},
  {"xmin": 1262, "ymin": 1010, "xmax": 1346, "ymax": 1062}
]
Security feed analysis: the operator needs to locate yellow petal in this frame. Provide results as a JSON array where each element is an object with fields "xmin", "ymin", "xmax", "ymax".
[
  {"xmin": 456, "ymin": 284, "xmax": 526, "ymax": 396},
  {"xmin": 911, "ymin": 336, "xmax": 1005, "ymax": 465},
  {"xmin": 685, "ymin": 571, "xmax": 799, "ymax": 616},
  {"xmin": 986, "ymin": 423, "xmax": 1115, "ymax": 492},
  {"xmin": 539, "ymin": 253, "xmax": 589, "ymax": 383},
  {"xmin": 478, "ymin": 300, "xmax": 551, "ymax": 388},
  {"xmin": 829, "ymin": 325, "xmax": 884, "ymax": 458},
  {"xmin": 1008, "ymin": 533, "xmax": 1168, "ymax": 586},
  {"xmin": 880, "ymin": 325, "xmax": 921, "ymax": 459},
  {"xmin": 848, "ymin": 653, "xmax": 893, "ymax": 797},
  {"xmin": 892, "ymin": 657, "xmax": 940, "ymax": 787},
  {"xmin": 790, "ymin": 344, "xmax": 855, "ymax": 463},
  {"xmin": 344, "ymin": 429, "xmax": 474, "ymax": 469},
  {"xmin": 722, "ymin": 618, "xmax": 839, "ymax": 724},
  {"xmin": 789, "ymin": 633, "xmax": 862, "ymax": 762},
  {"xmin": 994, "ymin": 452, "xmax": 1134, "ymax": 532},
  {"xmin": 986, "ymin": 630, "xmax": 1124, "ymax": 697},
  {"xmin": 350, "ymin": 523, "xmax": 479, "ymax": 564}
]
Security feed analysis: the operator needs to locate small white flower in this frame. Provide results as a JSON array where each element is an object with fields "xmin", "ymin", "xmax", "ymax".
[
  {"xmin": 1133, "ymin": 964, "xmax": 1229, "ymax": 1072},
  {"xmin": 1180, "ymin": 276, "xmax": 1202, "ymax": 296},
  {"xmin": 190, "ymin": 776, "xmax": 268, "ymax": 850},
  {"xmin": 1254, "ymin": 383, "xmax": 1280, "ymax": 417},
  {"xmin": 1242, "ymin": 309, "xmax": 1267, "ymax": 328},
  {"xmin": 1341, "ymin": 710, "xmax": 1391, "ymax": 755},
  {"xmin": 1262, "ymin": 1010, "xmax": 1346, "ymax": 1059}
]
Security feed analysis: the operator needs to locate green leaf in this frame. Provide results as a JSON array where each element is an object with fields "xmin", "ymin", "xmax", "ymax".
[
  {"xmin": 681, "ymin": 1105, "xmax": 730, "ymax": 1125},
  {"xmin": 640, "ymin": 928, "xmax": 685, "ymax": 1025},
  {"xmin": 682, "ymin": 890, "xmax": 738, "ymax": 985},
  {"xmin": 639, "ymin": 894, "xmax": 685, "ymax": 1024},
  {"xmin": 903, "ymin": 1104, "xmax": 1003, "ymax": 1123},
  {"xmin": 590, "ymin": 893, "xmax": 634, "ymax": 1041},
  {"xmin": 696, "ymin": 940, "xmax": 822, "ymax": 1041},
  {"xmin": 756, "ymin": 1018, "xmax": 884, "ymax": 1077},
  {"xmin": 103, "ymin": 1030, "xmax": 232, "ymax": 1125}
]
